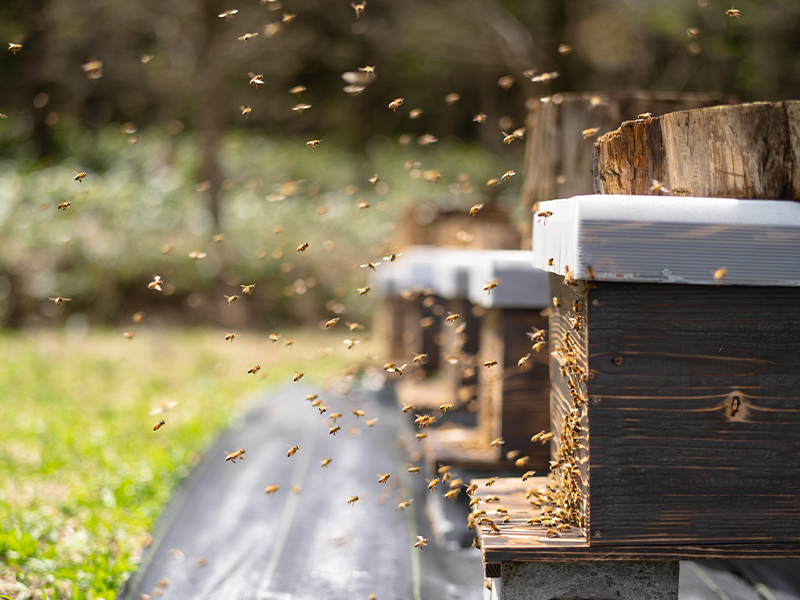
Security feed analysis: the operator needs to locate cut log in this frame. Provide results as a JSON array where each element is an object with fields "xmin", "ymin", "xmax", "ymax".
[
  {"xmin": 593, "ymin": 100, "xmax": 800, "ymax": 200},
  {"xmin": 520, "ymin": 91, "xmax": 729, "ymax": 249}
]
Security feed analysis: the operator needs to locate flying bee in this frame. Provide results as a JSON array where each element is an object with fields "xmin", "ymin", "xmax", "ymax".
[
  {"xmin": 325, "ymin": 317, "xmax": 340, "ymax": 328},
  {"xmin": 347, "ymin": 495, "xmax": 359, "ymax": 506},
  {"xmin": 714, "ymin": 267, "xmax": 728, "ymax": 284},
  {"xmin": 531, "ymin": 71, "xmax": 559, "ymax": 84},
  {"xmin": 351, "ymin": 2, "xmax": 366, "ymax": 17},
  {"xmin": 377, "ymin": 473, "xmax": 390, "ymax": 484},
  {"xmin": 224, "ymin": 332, "xmax": 239, "ymax": 342},
  {"xmin": 485, "ymin": 477, "xmax": 498, "ymax": 487},
  {"xmin": 329, "ymin": 425, "xmax": 341, "ymax": 435},
  {"xmin": 292, "ymin": 103, "xmax": 311, "ymax": 114},
  {"xmin": 238, "ymin": 33, "xmax": 259, "ymax": 42},
  {"xmin": 306, "ymin": 139, "xmax": 321, "ymax": 151},
  {"xmin": 412, "ymin": 353, "xmax": 428, "ymax": 365},
  {"xmin": 189, "ymin": 251, "xmax": 207, "ymax": 260},
  {"xmin": 485, "ymin": 495, "xmax": 500, "ymax": 502},
  {"xmin": 388, "ymin": 98, "xmax": 404, "ymax": 111},
  {"xmin": 393, "ymin": 364, "xmax": 407, "ymax": 377},
  {"xmin": 484, "ymin": 359, "xmax": 498, "ymax": 368},
  {"xmin": 49, "ymin": 296, "xmax": 71, "ymax": 305},
  {"xmin": 224, "ymin": 294, "xmax": 238, "ymax": 305},
  {"xmin": 490, "ymin": 437, "xmax": 504, "ymax": 447},
  {"xmin": 415, "ymin": 432, "xmax": 427, "ymax": 440},
  {"xmin": 321, "ymin": 458, "xmax": 332, "ymax": 467},
  {"xmin": 537, "ymin": 210, "xmax": 553, "ymax": 225},
  {"xmin": 317, "ymin": 405, "xmax": 327, "ymax": 415},
  {"xmin": 686, "ymin": 27, "xmax": 700, "ymax": 37},
  {"xmin": 265, "ymin": 484, "xmax": 279, "ymax": 495},
  {"xmin": 366, "ymin": 418, "xmax": 377, "ymax": 427},
  {"xmin": 528, "ymin": 328, "xmax": 546, "ymax": 343},
  {"xmin": 398, "ymin": 500, "xmax": 412, "ymax": 510},
  {"xmin": 357, "ymin": 201, "xmax": 370, "ymax": 210},
  {"xmin": 282, "ymin": 13, "xmax": 295, "ymax": 24},
  {"xmin": 650, "ymin": 179, "xmax": 671, "ymax": 195},
  {"xmin": 470, "ymin": 203, "xmax": 484, "ymax": 216},
  {"xmin": 518, "ymin": 353, "xmax": 531, "ymax": 368},
  {"xmin": 249, "ymin": 72, "xmax": 265, "ymax": 88},
  {"xmin": 532, "ymin": 430, "xmax": 555, "ymax": 444},
  {"xmin": 297, "ymin": 242, "xmax": 309, "ymax": 252},
  {"xmin": 522, "ymin": 470, "xmax": 536, "ymax": 481},
  {"xmin": 8, "ymin": 43, "xmax": 22, "ymax": 54},
  {"xmin": 501, "ymin": 170, "xmax": 515, "ymax": 181},
  {"xmin": 289, "ymin": 85, "xmax": 306, "ymax": 96},
  {"xmin": 329, "ymin": 412, "xmax": 342, "ymax": 422},
  {"xmin": 487, "ymin": 178, "xmax": 500, "ymax": 187},
  {"xmin": 123, "ymin": 332, "xmax": 135, "ymax": 340},
  {"xmin": 408, "ymin": 466, "xmax": 421, "ymax": 475},
  {"xmin": 470, "ymin": 113, "xmax": 486, "ymax": 124},
  {"xmin": 427, "ymin": 478, "xmax": 440, "ymax": 491},
  {"xmin": 153, "ymin": 420, "xmax": 165, "ymax": 431},
  {"xmin": 293, "ymin": 372, "xmax": 304, "ymax": 382},
  {"xmin": 239, "ymin": 284, "xmax": 255, "ymax": 296},
  {"xmin": 402, "ymin": 403, "xmax": 415, "ymax": 413},
  {"xmin": 415, "ymin": 536, "xmax": 428, "ymax": 551},
  {"xmin": 445, "ymin": 312, "xmax": 461, "ymax": 323},
  {"xmin": 558, "ymin": 44, "xmax": 573, "ymax": 55},
  {"xmin": 343, "ymin": 339, "xmax": 359, "ymax": 350},
  {"xmin": 58, "ymin": 201, "xmax": 71, "ymax": 211},
  {"xmin": 439, "ymin": 403, "xmax": 454, "ymax": 412},
  {"xmin": 74, "ymin": 171, "xmax": 87, "ymax": 182},
  {"xmin": 218, "ymin": 9, "xmax": 238, "ymax": 19},
  {"xmin": 225, "ymin": 449, "xmax": 246, "ymax": 463},
  {"xmin": 483, "ymin": 280, "xmax": 499, "ymax": 294},
  {"xmin": 582, "ymin": 128, "xmax": 599, "ymax": 140},
  {"xmin": 409, "ymin": 108, "xmax": 423, "ymax": 119},
  {"xmin": 466, "ymin": 483, "xmax": 478, "ymax": 495},
  {"xmin": 288, "ymin": 445, "xmax": 300, "ymax": 457},
  {"xmin": 502, "ymin": 132, "xmax": 516, "ymax": 144},
  {"xmin": 247, "ymin": 364, "xmax": 262, "ymax": 375},
  {"xmin": 726, "ymin": 7, "xmax": 740, "ymax": 18},
  {"xmin": 240, "ymin": 106, "xmax": 251, "ymax": 119},
  {"xmin": 516, "ymin": 456, "xmax": 530, "ymax": 467},
  {"xmin": 357, "ymin": 286, "xmax": 370, "ymax": 295},
  {"xmin": 358, "ymin": 66, "xmax": 376, "ymax": 77},
  {"xmin": 347, "ymin": 322, "xmax": 364, "ymax": 332},
  {"xmin": 444, "ymin": 489, "xmax": 460, "ymax": 500}
]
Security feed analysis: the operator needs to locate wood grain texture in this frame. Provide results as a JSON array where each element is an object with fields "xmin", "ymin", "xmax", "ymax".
[
  {"xmin": 473, "ymin": 477, "xmax": 800, "ymax": 573},
  {"xmin": 520, "ymin": 92, "xmax": 729, "ymax": 248},
  {"xmin": 594, "ymin": 101, "xmax": 800, "ymax": 199},
  {"xmin": 585, "ymin": 282, "xmax": 800, "ymax": 546}
]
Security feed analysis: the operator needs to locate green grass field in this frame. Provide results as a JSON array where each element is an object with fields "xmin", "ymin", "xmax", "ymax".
[{"xmin": 0, "ymin": 327, "xmax": 360, "ymax": 599}]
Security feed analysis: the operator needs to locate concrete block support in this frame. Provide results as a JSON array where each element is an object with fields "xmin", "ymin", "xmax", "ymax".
[{"xmin": 500, "ymin": 561, "xmax": 679, "ymax": 600}]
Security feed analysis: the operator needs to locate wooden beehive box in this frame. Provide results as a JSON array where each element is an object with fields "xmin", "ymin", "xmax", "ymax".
[
  {"xmin": 467, "ymin": 251, "xmax": 552, "ymax": 468},
  {"xmin": 532, "ymin": 194, "xmax": 800, "ymax": 550}
]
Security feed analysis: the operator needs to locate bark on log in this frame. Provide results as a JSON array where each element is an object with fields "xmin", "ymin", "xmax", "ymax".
[
  {"xmin": 520, "ymin": 92, "xmax": 729, "ymax": 248},
  {"xmin": 593, "ymin": 101, "xmax": 800, "ymax": 200}
]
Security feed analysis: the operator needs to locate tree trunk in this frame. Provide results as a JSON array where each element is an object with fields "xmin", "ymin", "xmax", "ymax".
[
  {"xmin": 520, "ymin": 92, "xmax": 729, "ymax": 248},
  {"xmin": 593, "ymin": 101, "xmax": 800, "ymax": 200}
]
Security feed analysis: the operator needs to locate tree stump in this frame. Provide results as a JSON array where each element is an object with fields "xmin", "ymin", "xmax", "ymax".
[
  {"xmin": 520, "ymin": 92, "xmax": 729, "ymax": 248},
  {"xmin": 594, "ymin": 101, "xmax": 800, "ymax": 199}
]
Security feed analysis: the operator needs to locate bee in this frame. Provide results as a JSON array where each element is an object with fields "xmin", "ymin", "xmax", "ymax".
[
  {"xmin": 161, "ymin": 245, "xmax": 173, "ymax": 254},
  {"xmin": 247, "ymin": 364, "xmax": 261, "ymax": 375},
  {"xmin": 366, "ymin": 418, "xmax": 377, "ymax": 427},
  {"xmin": 502, "ymin": 132, "xmax": 516, "ymax": 144},
  {"xmin": 49, "ymin": 296, "xmax": 72, "ymax": 305},
  {"xmin": 293, "ymin": 103, "xmax": 311, "ymax": 115},
  {"xmin": 293, "ymin": 372, "xmax": 304, "ymax": 382},
  {"xmin": 377, "ymin": 473, "xmax": 391, "ymax": 484},
  {"xmin": 358, "ymin": 201, "xmax": 371, "ymax": 210},
  {"xmin": 393, "ymin": 364, "xmax": 407, "ymax": 377},
  {"xmin": 557, "ymin": 523, "xmax": 571, "ymax": 531},
  {"xmin": 57, "ymin": 201, "xmax": 72, "ymax": 211},
  {"xmin": 388, "ymin": 98, "xmax": 404, "ymax": 111},
  {"xmin": 473, "ymin": 113, "xmax": 487, "ymax": 123},
  {"xmin": 325, "ymin": 317, "xmax": 340, "ymax": 328},
  {"xmin": 289, "ymin": 85, "xmax": 306, "ymax": 96},
  {"xmin": 218, "ymin": 9, "xmax": 238, "ymax": 19},
  {"xmin": 483, "ymin": 359, "xmax": 498, "ymax": 368},
  {"xmin": 548, "ymin": 258, "xmax": 555, "ymax": 266},
  {"xmin": 487, "ymin": 178, "xmax": 500, "ymax": 187},
  {"xmin": 408, "ymin": 466, "xmax": 421, "ymax": 475},
  {"xmin": 423, "ymin": 169, "xmax": 441, "ymax": 184},
  {"xmin": 501, "ymin": 170, "xmax": 515, "ymax": 181},
  {"xmin": 490, "ymin": 437, "xmax": 504, "ymax": 447},
  {"xmin": 304, "ymin": 139, "xmax": 321, "ymax": 151},
  {"xmin": 545, "ymin": 529, "xmax": 560, "ymax": 538},
  {"xmin": 439, "ymin": 403, "xmax": 454, "ymax": 412},
  {"xmin": 522, "ymin": 470, "xmax": 536, "ymax": 481},
  {"xmin": 224, "ymin": 332, "xmax": 239, "ymax": 342},
  {"xmin": 686, "ymin": 27, "xmax": 700, "ymax": 38},
  {"xmin": 347, "ymin": 495, "xmax": 359, "ymax": 506},
  {"xmin": 240, "ymin": 106, "xmax": 252, "ymax": 119},
  {"xmin": 417, "ymin": 134, "xmax": 438, "ymax": 146},
  {"xmin": 153, "ymin": 420, "xmax": 165, "ymax": 431},
  {"xmin": 240, "ymin": 284, "xmax": 255, "ymax": 295},
  {"xmin": 357, "ymin": 286, "xmax": 370, "ymax": 295},
  {"xmin": 414, "ymin": 536, "xmax": 428, "ymax": 551},
  {"xmin": 398, "ymin": 500, "xmax": 412, "ymax": 510},
  {"xmin": 329, "ymin": 425, "xmax": 341, "ymax": 435},
  {"xmin": 74, "ymin": 171, "xmax": 87, "ymax": 182},
  {"xmin": 8, "ymin": 43, "xmax": 22, "ymax": 55},
  {"xmin": 582, "ymin": 127, "xmax": 599, "ymax": 140},
  {"xmin": 238, "ymin": 33, "xmax": 259, "ymax": 42},
  {"xmin": 515, "ymin": 456, "xmax": 530, "ymax": 467},
  {"xmin": 265, "ymin": 484, "xmax": 280, "ymax": 495},
  {"xmin": 638, "ymin": 112, "xmax": 652, "ymax": 120},
  {"xmin": 343, "ymin": 339, "xmax": 359, "ymax": 350},
  {"xmin": 141, "ymin": 54, "xmax": 153, "ymax": 64},
  {"xmin": 225, "ymin": 449, "xmax": 246, "ymax": 463},
  {"xmin": 321, "ymin": 458, "xmax": 332, "ymax": 467},
  {"xmin": 189, "ymin": 251, "xmax": 207, "ymax": 260},
  {"xmin": 282, "ymin": 13, "xmax": 295, "ymax": 24},
  {"xmin": 249, "ymin": 73, "xmax": 265, "ymax": 88},
  {"xmin": 531, "ymin": 71, "xmax": 559, "ymax": 83},
  {"xmin": 466, "ymin": 483, "xmax": 478, "ymax": 495},
  {"xmin": 285, "ymin": 338, "xmax": 294, "ymax": 347},
  {"xmin": 445, "ymin": 93, "xmax": 460, "ymax": 105},
  {"xmin": 402, "ymin": 403, "xmax": 415, "ymax": 413},
  {"xmin": 415, "ymin": 432, "xmax": 427, "ymax": 440},
  {"xmin": 650, "ymin": 179, "xmax": 671, "ymax": 195},
  {"xmin": 224, "ymin": 294, "xmax": 239, "ymax": 305},
  {"xmin": 123, "ymin": 332, "xmax": 135, "ymax": 340},
  {"xmin": 726, "ymin": 7, "xmax": 740, "ymax": 18},
  {"xmin": 444, "ymin": 489, "xmax": 460, "ymax": 500},
  {"xmin": 445, "ymin": 313, "xmax": 461, "ymax": 323},
  {"xmin": 485, "ymin": 477, "xmax": 498, "ymax": 487},
  {"xmin": 409, "ymin": 108, "xmax": 423, "ymax": 119},
  {"xmin": 528, "ymin": 328, "xmax": 546, "ymax": 343},
  {"xmin": 485, "ymin": 520, "xmax": 501, "ymax": 534},
  {"xmin": 485, "ymin": 495, "xmax": 500, "ymax": 502},
  {"xmin": 518, "ymin": 353, "xmax": 531, "ymax": 368},
  {"xmin": 346, "ymin": 322, "xmax": 364, "ymax": 332},
  {"xmin": 288, "ymin": 445, "xmax": 300, "ymax": 457},
  {"xmin": 537, "ymin": 210, "xmax": 553, "ymax": 225},
  {"xmin": 714, "ymin": 267, "xmax": 727, "ymax": 284},
  {"xmin": 483, "ymin": 280, "xmax": 499, "ymax": 294},
  {"xmin": 351, "ymin": 2, "xmax": 366, "ymax": 18},
  {"xmin": 470, "ymin": 203, "xmax": 484, "ymax": 216},
  {"xmin": 358, "ymin": 66, "xmax": 376, "ymax": 77},
  {"xmin": 531, "ymin": 430, "xmax": 554, "ymax": 444},
  {"xmin": 297, "ymin": 242, "xmax": 309, "ymax": 252},
  {"xmin": 558, "ymin": 44, "xmax": 573, "ymax": 55}
]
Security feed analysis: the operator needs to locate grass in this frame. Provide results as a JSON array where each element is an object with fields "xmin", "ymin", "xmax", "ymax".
[{"xmin": 0, "ymin": 326, "xmax": 362, "ymax": 600}]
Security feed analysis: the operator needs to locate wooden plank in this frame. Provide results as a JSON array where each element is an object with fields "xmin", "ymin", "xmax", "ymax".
[
  {"xmin": 585, "ymin": 282, "xmax": 800, "ymax": 546},
  {"xmin": 472, "ymin": 478, "xmax": 800, "ymax": 567}
]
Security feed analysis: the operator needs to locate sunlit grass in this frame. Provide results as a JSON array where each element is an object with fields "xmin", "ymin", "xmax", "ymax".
[{"xmin": 0, "ymin": 326, "xmax": 363, "ymax": 599}]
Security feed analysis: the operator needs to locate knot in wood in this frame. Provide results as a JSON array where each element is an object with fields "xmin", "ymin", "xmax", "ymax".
[{"xmin": 612, "ymin": 356, "xmax": 624, "ymax": 366}]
